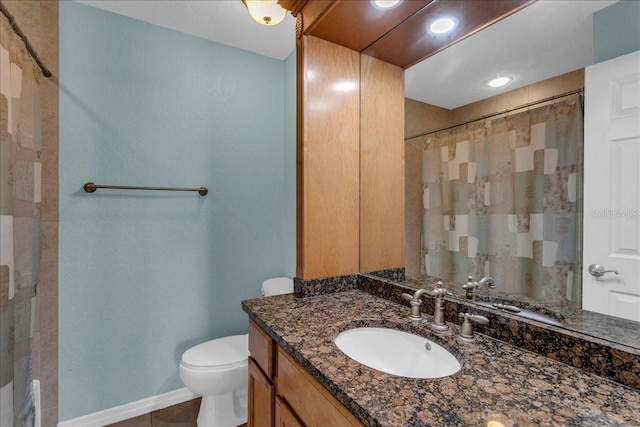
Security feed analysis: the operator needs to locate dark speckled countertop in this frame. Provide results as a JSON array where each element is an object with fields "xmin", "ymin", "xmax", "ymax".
[{"xmin": 242, "ymin": 290, "xmax": 640, "ymax": 427}]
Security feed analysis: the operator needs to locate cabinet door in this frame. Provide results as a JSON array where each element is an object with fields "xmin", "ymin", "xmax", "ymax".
[
  {"xmin": 277, "ymin": 347, "xmax": 364, "ymax": 427},
  {"xmin": 275, "ymin": 396, "xmax": 304, "ymax": 427},
  {"xmin": 248, "ymin": 357, "xmax": 274, "ymax": 427}
]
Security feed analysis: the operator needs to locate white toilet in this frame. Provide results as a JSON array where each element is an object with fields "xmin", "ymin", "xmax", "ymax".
[{"xmin": 179, "ymin": 277, "xmax": 294, "ymax": 427}]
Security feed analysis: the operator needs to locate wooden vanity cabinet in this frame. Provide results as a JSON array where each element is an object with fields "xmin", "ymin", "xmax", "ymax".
[
  {"xmin": 248, "ymin": 319, "xmax": 364, "ymax": 427},
  {"xmin": 248, "ymin": 319, "xmax": 276, "ymax": 426},
  {"xmin": 275, "ymin": 396, "xmax": 304, "ymax": 427},
  {"xmin": 276, "ymin": 347, "xmax": 364, "ymax": 427},
  {"xmin": 249, "ymin": 358, "xmax": 275, "ymax": 427}
]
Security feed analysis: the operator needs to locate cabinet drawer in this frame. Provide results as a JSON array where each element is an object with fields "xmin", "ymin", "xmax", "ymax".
[
  {"xmin": 277, "ymin": 347, "xmax": 364, "ymax": 427},
  {"xmin": 249, "ymin": 319, "xmax": 275, "ymax": 379}
]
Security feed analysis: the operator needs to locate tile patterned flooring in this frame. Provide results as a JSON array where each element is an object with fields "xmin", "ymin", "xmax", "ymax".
[{"xmin": 105, "ymin": 398, "xmax": 248, "ymax": 427}]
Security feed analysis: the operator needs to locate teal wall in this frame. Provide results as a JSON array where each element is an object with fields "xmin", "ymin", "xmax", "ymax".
[
  {"xmin": 59, "ymin": 2, "xmax": 295, "ymax": 421},
  {"xmin": 594, "ymin": 0, "xmax": 640, "ymax": 63}
]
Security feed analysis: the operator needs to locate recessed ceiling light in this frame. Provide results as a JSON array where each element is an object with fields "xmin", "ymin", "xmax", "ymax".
[
  {"xmin": 371, "ymin": 0, "xmax": 402, "ymax": 9},
  {"xmin": 429, "ymin": 18, "xmax": 456, "ymax": 34},
  {"xmin": 485, "ymin": 76, "xmax": 513, "ymax": 88}
]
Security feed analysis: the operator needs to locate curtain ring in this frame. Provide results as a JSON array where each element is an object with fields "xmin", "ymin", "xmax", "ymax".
[
  {"xmin": 424, "ymin": 134, "xmax": 432, "ymax": 149},
  {"xmin": 503, "ymin": 109, "xmax": 511, "ymax": 129}
]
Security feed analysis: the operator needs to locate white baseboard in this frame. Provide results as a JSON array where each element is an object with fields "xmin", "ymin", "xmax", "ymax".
[{"xmin": 57, "ymin": 387, "xmax": 198, "ymax": 427}]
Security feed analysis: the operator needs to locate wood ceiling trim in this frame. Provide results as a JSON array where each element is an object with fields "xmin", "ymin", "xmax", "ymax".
[
  {"xmin": 363, "ymin": 0, "xmax": 535, "ymax": 69},
  {"xmin": 306, "ymin": 0, "xmax": 432, "ymax": 53},
  {"xmin": 278, "ymin": 0, "xmax": 308, "ymax": 17},
  {"xmin": 300, "ymin": 1, "xmax": 338, "ymax": 34}
]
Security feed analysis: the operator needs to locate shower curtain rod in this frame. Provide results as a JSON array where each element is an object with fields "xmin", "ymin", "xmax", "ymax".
[
  {"xmin": 0, "ymin": 1, "xmax": 52, "ymax": 77},
  {"xmin": 404, "ymin": 88, "xmax": 584, "ymax": 141}
]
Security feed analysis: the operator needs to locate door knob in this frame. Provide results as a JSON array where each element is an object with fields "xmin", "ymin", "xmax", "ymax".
[{"xmin": 588, "ymin": 264, "xmax": 619, "ymax": 277}]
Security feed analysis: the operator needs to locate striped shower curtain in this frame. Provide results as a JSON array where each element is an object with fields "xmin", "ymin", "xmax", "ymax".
[
  {"xmin": 1, "ymin": 11, "xmax": 42, "ymax": 427},
  {"xmin": 421, "ymin": 95, "xmax": 584, "ymax": 305}
]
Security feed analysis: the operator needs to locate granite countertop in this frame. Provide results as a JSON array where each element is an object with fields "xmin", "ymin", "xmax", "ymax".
[{"xmin": 242, "ymin": 290, "xmax": 640, "ymax": 427}]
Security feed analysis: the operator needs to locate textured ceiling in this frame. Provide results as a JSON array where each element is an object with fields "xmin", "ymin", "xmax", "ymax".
[{"xmin": 78, "ymin": 0, "xmax": 615, "ymax": 109}]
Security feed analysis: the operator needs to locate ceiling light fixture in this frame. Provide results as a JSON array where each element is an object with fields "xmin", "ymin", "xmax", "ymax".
[
  {"xmin": 429, "ymin": 18, "xmax": 456, "ymax": 34},
  {"xmin": 371, "ymin": 0, "xmax": 402, "ymax": 10},
  {"xmin": 486, "ymin": 76, "xmax": 513, "ymax": 88},
  {"xmin": 243, "ymin": 0, "xmax": 287, "ymax": 26}
]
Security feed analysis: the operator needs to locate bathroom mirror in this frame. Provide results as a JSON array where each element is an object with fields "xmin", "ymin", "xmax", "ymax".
[{"xmin": 399, "ymin": 0, "xmax": 640, "ymax": 349}]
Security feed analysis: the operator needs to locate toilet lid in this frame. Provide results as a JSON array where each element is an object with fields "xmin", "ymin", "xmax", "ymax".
[{"xmin": 181, "ymin": 334, "xmax": 248, "ymax": 369}]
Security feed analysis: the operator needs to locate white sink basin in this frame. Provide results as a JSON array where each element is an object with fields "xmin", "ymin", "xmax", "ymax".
[{"xmin": 334, "ymin": 327, "xmax": 461, "ymax": 379}]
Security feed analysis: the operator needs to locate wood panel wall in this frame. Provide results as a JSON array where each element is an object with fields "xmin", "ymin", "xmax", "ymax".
[
  {"xmin": 297, "ymin": 36, "xmax": 360, "ymax": 279},
  {"xmin": 360, "ymin": 55, "xmax": 404, "ymax": 272},
  {"xmin": 297, "ymin": 37, "xmax": 405, "ymax": 280}
]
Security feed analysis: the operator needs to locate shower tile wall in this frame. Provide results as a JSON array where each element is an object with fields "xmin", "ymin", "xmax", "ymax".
[{"xmin": 3, "ymin": 1, "xmax": 59, "ymax": 425}]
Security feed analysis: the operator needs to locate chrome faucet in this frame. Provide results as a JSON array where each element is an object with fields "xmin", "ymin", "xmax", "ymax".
[
  {"xmin": 463, "ymin": 275, "xmax": 496, "ymax": 302},
  {"xmin": 401, "ymin": 288, "xmax": 434, "ymax": 320},
  {"xmin": 401, "ymin": 282, "xmax": 450, "ymax": 331}
]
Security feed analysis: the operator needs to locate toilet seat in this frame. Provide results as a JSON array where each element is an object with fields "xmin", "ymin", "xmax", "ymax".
[{"xmin": 180, "ymin": 334, "xmax": 248, "ymax": 370}]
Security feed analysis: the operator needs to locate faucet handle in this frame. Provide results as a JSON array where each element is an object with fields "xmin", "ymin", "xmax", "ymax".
[
  {"xmin": 463, "ymin": 276, "xmax": 475, "ymax": 299},
  {"xmin": 429, "ymin": 281, "xmax": 450, "ymax": 333},
  {"xmin": 458, "ymin": 312, "xmax": 489, "ymax": 343},
  {"xmin": 401, "ymin": 293, "xmax": 413, "ymax": 302},
  {"xmin": 432, "ymin": 280, "xmax": 449, "ymax": 295},
  {"xmin": 463, "ymin": 276, "xmax": 478, "ymax": 290},
  {"xmin": 435, "ymin": 281, "xmax": 453, "ymax": 297}
]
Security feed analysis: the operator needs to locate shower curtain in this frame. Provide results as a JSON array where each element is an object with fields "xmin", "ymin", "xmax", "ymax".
[
  {"xmin": 422, "ymin": 95, "xmax": 583, "ymax": 304},
  {"xmin": 0, "ymin": 12, "xmax": 42, "ymax": 427}
]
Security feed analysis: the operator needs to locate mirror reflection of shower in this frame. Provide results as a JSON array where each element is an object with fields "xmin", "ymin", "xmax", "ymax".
[{"xmin": 402, "ymin": 0, "xmax": 640, "ymax": 351}]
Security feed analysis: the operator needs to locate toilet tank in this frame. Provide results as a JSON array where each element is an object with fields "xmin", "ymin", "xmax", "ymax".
[{"xmin": 261, "ymin": 277, "xmax": 293, "ymax": 296}]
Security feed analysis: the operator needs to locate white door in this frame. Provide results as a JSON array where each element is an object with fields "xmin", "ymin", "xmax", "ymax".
[{"xmin": 583, "ymin": 50, "xmax": 640, "ymax": 321}]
